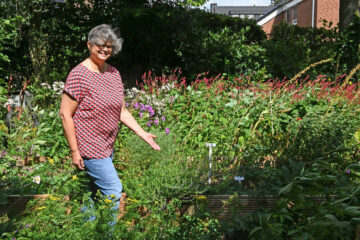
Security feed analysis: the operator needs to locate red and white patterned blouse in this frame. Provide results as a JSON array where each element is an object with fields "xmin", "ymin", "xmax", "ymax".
[{"xmin": 63, "ymin": 64, "xmax": 124, "ymax": 159}]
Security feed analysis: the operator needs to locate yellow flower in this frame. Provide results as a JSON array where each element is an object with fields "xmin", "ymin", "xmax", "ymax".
[
  {"xmin": 126, "ymin": 198, "xmax": 139, "ymax": 203},
  {"xmin": 349, "ymin": 81, "xmax": 353, "ymax": 85},
  {"xmin": 72, "ymin": 175, "xmax": 78, "ymax": 181},
  {"xmin": 0, "ymin": 124, "xmax": 7, "ymax": 131},
  {"xmin": 36, "ymin": 206, "xmax": 47, "ymax": 211},
  {"xmin": 0, "ymin": 214, "xmax": 9, "ymax": 224},
  {"xmin": 195, "ymin": 195, "xmax": 207, "ymax": 200},
  {"xmin": 110, "ymin": 194, "xmax": 115, "ymax": 198},
  {"xmin": 48, "ymin": 157, "xmax": 54, "ymax": 166},
  {"xmin": 104, "ymin": 199, "xmax": 112, "ymax": 204},
  {"xmin": 49, "ymin": 195, "xmax": 60, "ymax": 201}
]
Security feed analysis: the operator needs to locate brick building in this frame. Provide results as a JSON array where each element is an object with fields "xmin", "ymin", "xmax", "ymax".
[{"xmin": 257, "ymin": 0, "xmax": 339, "ymax": 35}]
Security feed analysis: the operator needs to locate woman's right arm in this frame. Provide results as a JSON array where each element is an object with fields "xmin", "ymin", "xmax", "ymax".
[{"xmin": 59, "ymin": 93, "xmax": 85, "ymax": 170}]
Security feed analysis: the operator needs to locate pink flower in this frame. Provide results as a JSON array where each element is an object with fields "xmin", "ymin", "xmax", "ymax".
[{"xmin": 165, "ymin": 128, "xmax": 170, "ymax": 135}]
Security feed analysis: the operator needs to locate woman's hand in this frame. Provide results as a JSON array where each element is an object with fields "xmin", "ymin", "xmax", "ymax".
[
  {"xmin": 140, "ymin": 132, "xmax": 161, "ymax": 150},
  {"xmin": 71, "ymin": 149, "xmax": 85, "ymax": 170},
  {"xmin": 120, "ymin": 104, "xmax": 161, "ymax": 151}
]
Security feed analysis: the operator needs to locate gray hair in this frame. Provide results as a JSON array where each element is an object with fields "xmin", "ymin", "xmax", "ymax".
[{"xmin": 88, "ymin": 24, "xmax": 123, "ymax": 55}]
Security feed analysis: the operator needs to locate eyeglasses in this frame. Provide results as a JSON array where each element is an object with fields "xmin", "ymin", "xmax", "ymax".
[{"xmin": 94, "ymin": 43, "xmax": 113, "ymax": 50}]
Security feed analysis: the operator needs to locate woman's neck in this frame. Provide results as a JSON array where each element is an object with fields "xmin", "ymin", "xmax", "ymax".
[{"xmin": 87, "ymin": 56, "xmax": 106, "ymax": 73}]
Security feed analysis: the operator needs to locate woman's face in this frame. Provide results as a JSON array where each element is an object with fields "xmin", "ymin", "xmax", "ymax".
[{"xmin": 88, "ymin": 40, "xmax": 113, "ymax": 62}]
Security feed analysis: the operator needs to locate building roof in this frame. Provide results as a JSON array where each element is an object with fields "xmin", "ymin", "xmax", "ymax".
[
  {"xmin": 210, "ymin": 4, "xmax": 274, "ymax": 16},
  {"xmin": 257, "ymin": 0, "xmax": 301, "ymax": 24}
]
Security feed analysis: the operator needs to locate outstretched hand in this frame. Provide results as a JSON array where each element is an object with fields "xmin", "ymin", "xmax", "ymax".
[{"xmin": 140, "ymin": 132, "xmax": 161, "ymax": 150}]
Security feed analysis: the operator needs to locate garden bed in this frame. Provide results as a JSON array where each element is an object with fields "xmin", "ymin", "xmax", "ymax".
[
  {"xmin": 1, "ymin": 193, "xmax": 127, "ymax": 219},
  {"xmin": 192, "ymin": 194, "xmax": 337, "ymax": 221}
]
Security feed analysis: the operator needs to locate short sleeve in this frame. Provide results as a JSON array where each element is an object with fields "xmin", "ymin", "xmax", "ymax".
[{"xmin": 63, "ymin": 69, "xmax": 84, "ymax": 102}]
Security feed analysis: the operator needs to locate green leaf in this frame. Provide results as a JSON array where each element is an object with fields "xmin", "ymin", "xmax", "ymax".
[
  {"xmin": 225, "ymin": 99, "xmax": 237, "ymax": 108},
  {"xmin": 35, "ymin": 140, "xmax": 47, "ymax": 145},
  {"xmin": 238, "ymin": 136, "xmax": 245, "ymax": 145},
  {"xmin": 344, "ymin": 206, "xmax": 360, "ymax": 215},
  {"xmin": 355, "ymin": 130, "xmax": 360, "ymax": 143},
  {"xmin": 279, "ymin": 182, "xmax": 293, "ymax": 195},
  {"xmin": 324, "ymin": 214, "xmax": 340, "ymax": 224},
  {"xmin": 249, "ymin": 226, "xmax": 262, "ymax": 236}
]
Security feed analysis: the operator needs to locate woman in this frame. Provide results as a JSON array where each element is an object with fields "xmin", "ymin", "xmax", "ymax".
[{"xmin": 59, "ymin": 24, "xmax": 160, "ymax": 219}]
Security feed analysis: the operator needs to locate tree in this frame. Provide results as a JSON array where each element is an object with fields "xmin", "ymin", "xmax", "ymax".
[
  {"xmin": 270, "ymin": 0, "xmax": 283, "ymax": 5},
  {"xmin": 339, "ymin": 0, "xmax": 360, "ymax": 29}
]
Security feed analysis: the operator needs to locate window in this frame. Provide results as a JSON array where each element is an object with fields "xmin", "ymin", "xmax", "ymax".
[
  {"xmin": 286, "ymin": 9, "xmax": 291, "ymax": 23},
  {"xmin": 292, "ymin": 5, "xmax": 298, "ymax": 24}
]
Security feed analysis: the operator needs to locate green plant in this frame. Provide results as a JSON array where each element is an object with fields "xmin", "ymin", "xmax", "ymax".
[{"xmin": 263, "ymin": 21, "xmax": 338, "ymax": 78}]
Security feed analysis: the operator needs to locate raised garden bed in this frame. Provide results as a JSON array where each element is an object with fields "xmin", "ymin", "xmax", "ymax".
[
  {"xmin": 194, "ymin": 194, "xmax": 336, "ymax": 221},
  {"xmin": 1, "ymin": 193, "xmax": 127, "ymax": 219}
]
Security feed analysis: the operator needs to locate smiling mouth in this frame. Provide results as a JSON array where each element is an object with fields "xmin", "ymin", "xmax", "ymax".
[{"xmin": 99, "ymin": 51, "xmax": 109, "ymax": 56}]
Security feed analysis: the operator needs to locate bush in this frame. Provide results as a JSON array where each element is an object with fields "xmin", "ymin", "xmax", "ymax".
[{"xmin": 263, "ymin": 21, "xmax": 338, "ymax": 79}]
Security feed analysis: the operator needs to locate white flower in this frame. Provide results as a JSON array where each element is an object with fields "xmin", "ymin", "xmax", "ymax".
[
  {"xmin": 3, "ymin": 98, "xmax": 14, "ymax": 107},
  {"xmin": 40, "ymin": 83, "xmax": 51, "ymax": 89},
  {"xmin": 33, "ymin": 175, "xmax": 41, "ymax": 184},
  {"xmin": 52, "ymin": 82, "xmax": 65, "ymax": 95}
]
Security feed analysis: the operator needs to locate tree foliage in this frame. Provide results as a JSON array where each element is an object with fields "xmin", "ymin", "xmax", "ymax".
[{"xmin": 0, "ymin": 0, "xmax": 265, "ymax": 86}]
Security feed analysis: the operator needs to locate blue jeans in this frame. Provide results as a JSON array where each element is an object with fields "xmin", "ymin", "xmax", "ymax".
[{"xmin": 82, "ymin": 154, "xmax": 123, "ymax": 225}]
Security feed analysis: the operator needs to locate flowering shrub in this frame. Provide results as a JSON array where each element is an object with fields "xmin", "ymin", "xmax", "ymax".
[{"xmin": 1, "ymin": 69, "xmax": 360, "ymax": 239}]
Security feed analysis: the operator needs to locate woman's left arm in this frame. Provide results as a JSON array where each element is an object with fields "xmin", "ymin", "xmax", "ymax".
[{"xmin": 120, "ymin": 103, "xmax": 161, "ymax": 150}]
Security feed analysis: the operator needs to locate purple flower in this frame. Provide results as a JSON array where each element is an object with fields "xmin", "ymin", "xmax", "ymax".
[
  {"xmin": 1, "ymin": 150, "xmax": 8, "ymax": 157},
  {"xmin": 25, "ymin": 225, "xmax": 30, "ymax": 228},
  {"xmin": 161, "ymin": 116, "xmax": 165, "ymax": 122},
  {"xmin": 147, "ymin": 122, "xmax": 152, "ymax": 127},
  {"xmin": 165, "ymin": 128, "xmax": 170, "ymax": 135},
  {"xmin": 139, "ymin": 103, "xmax": 146, "ymax": 111},
  {"xmin": 145, "ymin": 105, "xmax": 155, "ymax": 116},
  {"xmin": 154, "ymin": 119, "xmax": 159, "ymax": 126},
  {"xmin": 125, "ymin": 102, "xmax": 129, "ymax": 108},
  {"xmin": 134, "ymin": 102, "xmax": 139, "ymax": 109},
  {"xmin": 346, "ymin": 169, "xmax": 351, "ymax": 174},
  {"xmin": 139, "ymin": 112, "xmax": 143, "ymax": 119}
]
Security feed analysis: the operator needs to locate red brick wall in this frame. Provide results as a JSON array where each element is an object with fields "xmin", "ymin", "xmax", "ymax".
[
  {"xmin": 316, "ymin": 0, "xmax": 339, "ymax": 28},
  {"xmin": 297, "ymin": 0, "xmax": 313, "ymax": 27},
  {"xmin": 260, "ymin": 0, "xmax": 339, "ymax": 36},
  {"xmin": 262, "ymin": 12, "xmax": 286, "ymax": 36}
]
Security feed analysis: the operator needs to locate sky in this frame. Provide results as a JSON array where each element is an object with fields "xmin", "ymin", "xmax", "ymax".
[{"xmin": 202, "ymin": 0, "xmax": 272, "ymax": 9}]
